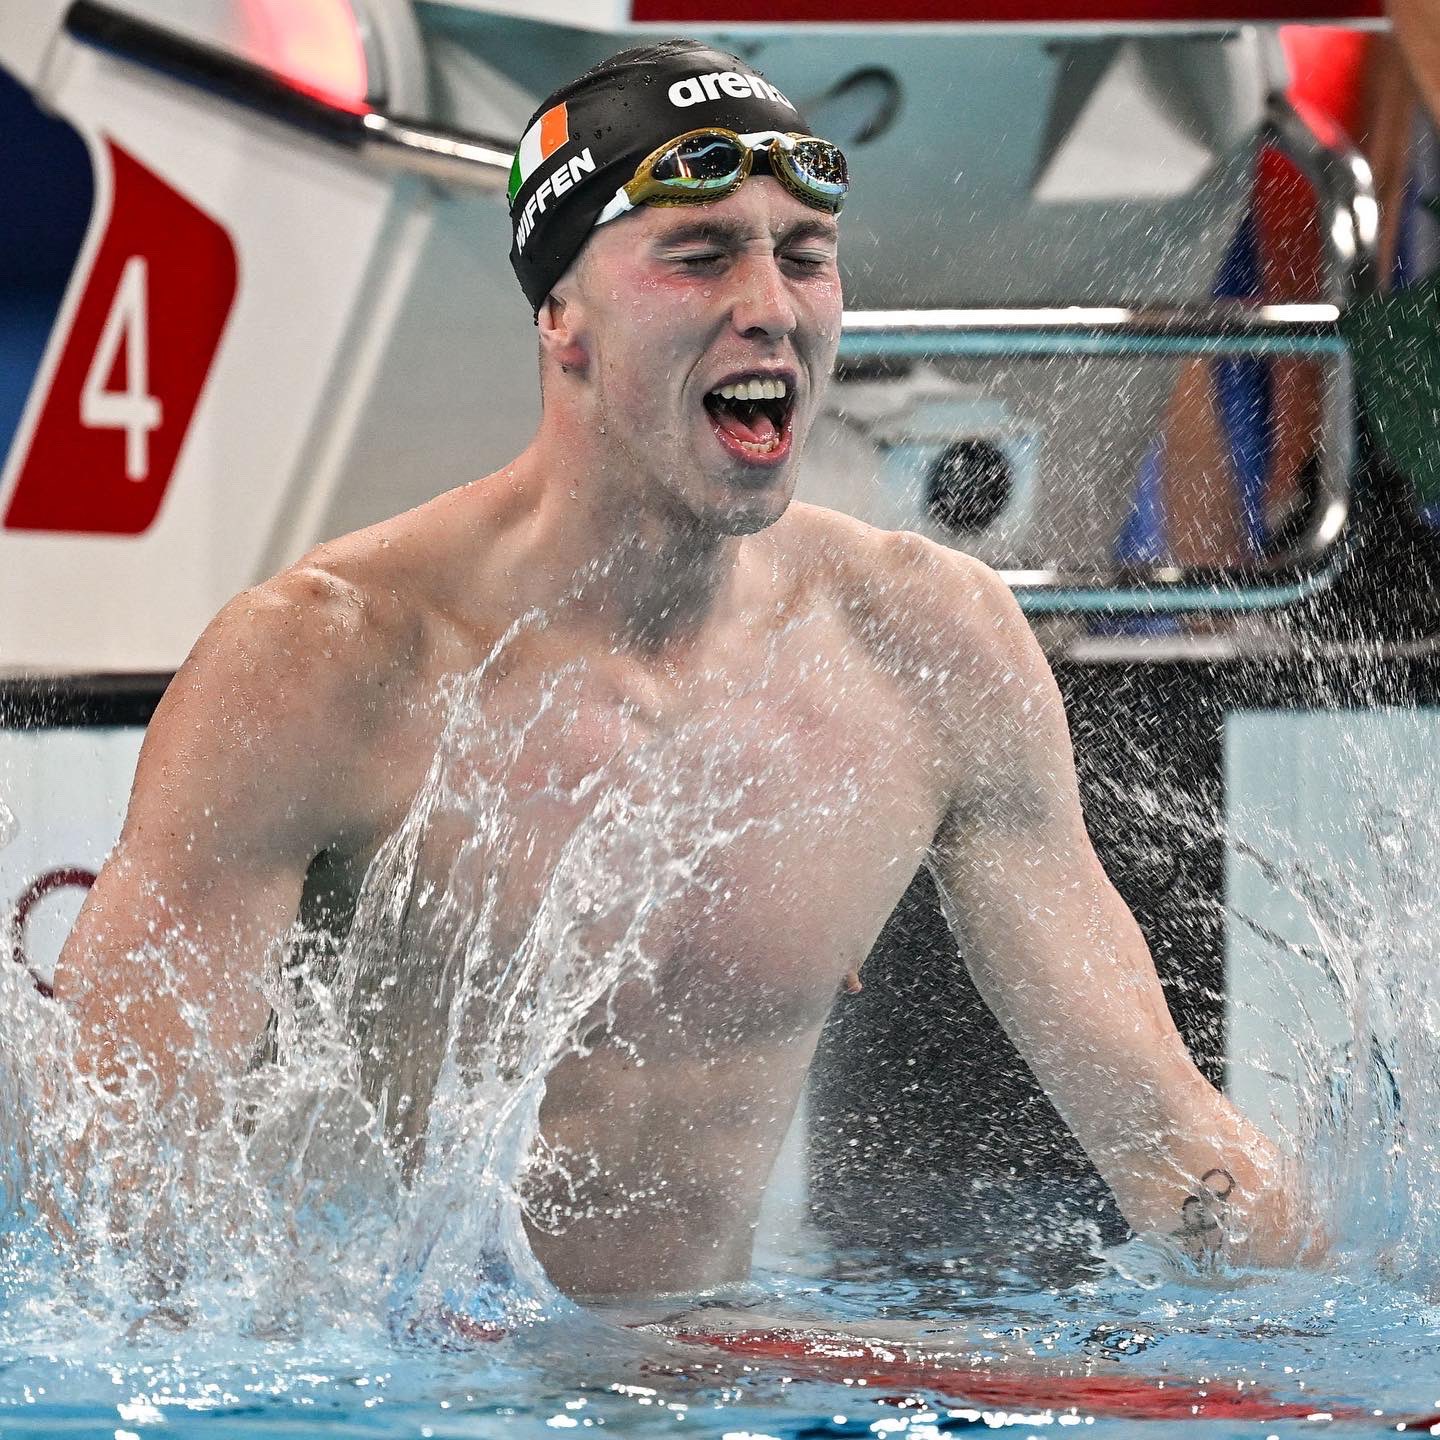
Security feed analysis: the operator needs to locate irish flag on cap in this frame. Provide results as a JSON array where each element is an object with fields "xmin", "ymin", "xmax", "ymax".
[{"xmin": 509, "ymin": 102, "xmax": 570, "ymax": 204}]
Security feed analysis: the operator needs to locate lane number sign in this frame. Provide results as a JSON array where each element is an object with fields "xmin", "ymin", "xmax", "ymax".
[{"xmin": 3, "ymin": 142, "xmax": 237, "ymax": 535}]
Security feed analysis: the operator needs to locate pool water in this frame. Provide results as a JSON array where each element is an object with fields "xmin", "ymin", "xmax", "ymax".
[
  {"xmin": 4, "ymin": 1229, "xmax": 1440, "ymax": 1439},
  {"xmin": 6, "ymin": 663, "xmax": 1440, "ymax": 1437}
]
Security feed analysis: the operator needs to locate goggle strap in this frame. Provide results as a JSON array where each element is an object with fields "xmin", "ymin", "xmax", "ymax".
[{"xmin": 594, "ymin": 189, "xmax": 636, "ymax": 229}]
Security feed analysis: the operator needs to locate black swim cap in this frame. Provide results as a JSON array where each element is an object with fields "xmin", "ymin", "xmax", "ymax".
[{"xmin": 507, "ymin": 39, "xmax": 811, "ymax": 315}]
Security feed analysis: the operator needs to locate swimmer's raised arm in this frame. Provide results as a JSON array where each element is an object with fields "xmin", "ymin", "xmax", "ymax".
[
  {"xmin": 877, "ymin": 539, "xmax": 1316, "ymax": 1267},
  {"xmin": 53, "ymin": 566, "xmax": 391, "ymax": 1124}
]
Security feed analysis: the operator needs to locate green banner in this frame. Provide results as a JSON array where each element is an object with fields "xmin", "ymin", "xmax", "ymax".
[{"xmin": 1340, "ymin": 220, "xmax": 1440, "ymax": 508}]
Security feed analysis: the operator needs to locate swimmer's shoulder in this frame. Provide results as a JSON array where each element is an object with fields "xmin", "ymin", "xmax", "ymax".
[
  {"xmin": 207, "ymin": 468, "xmax": 531, "ymax": 705},
  {"xmin": 301, "ymin": 470, "xmax": 529, "ymax": 638},
  {"xmin": 228, "ymin": 473, "xmax": 527, "ymax": 700},
  {"xmin": 779, "ymin": 503, "xmax": 1027, "ymax": 665},
  {"xmin": 122, "ymin": 560, "xmax": 422, "ymax": 862},
  {"xmin": 781, "ymin": 505, "xmax": 1065, "ymax": 801},
  {"xmin": 188, "ymin": 556, "xmax": 423, "ymax": 738}
]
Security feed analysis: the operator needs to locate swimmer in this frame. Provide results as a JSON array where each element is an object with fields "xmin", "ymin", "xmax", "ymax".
[{"xmin": 54, "ymin": 40, "xmax": 1316, "ymax": 1299}]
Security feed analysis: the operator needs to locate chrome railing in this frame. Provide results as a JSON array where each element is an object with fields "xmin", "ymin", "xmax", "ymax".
[
  {"xmin": 64, "ymin": 0, "xmax": 513, "ymax": 192},
  {"xmin": 833, "ymin": 94, "xmax": 1376, "ymax": 614}
]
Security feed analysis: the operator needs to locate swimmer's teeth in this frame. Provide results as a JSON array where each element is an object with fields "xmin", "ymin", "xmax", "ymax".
[
  {"xmin": 712, "ymin": 378, "xmax": 788, "ymax": 402},
  {"xmin": 706, "ymin": 376, "xmax": 789, "ymax": 454}
]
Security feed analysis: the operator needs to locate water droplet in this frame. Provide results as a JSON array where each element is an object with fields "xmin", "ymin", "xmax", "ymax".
[{"xmin": 0, "ymin": 799, "xmax": 16, "ymax": 850}]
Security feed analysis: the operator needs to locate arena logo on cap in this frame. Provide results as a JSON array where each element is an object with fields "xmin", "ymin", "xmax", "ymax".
[
  {"xmin": 668, "ymin": 70, "xmax": 794, "ymax": 110},
  {"xmin": 514, "ymin": 147, "xmax": 598, "ymax": 251}
]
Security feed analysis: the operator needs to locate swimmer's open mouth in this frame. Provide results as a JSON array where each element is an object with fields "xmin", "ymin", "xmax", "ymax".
[{"xmin": 703, "ymin": 374, "xmax": 795, "ymax": 465}]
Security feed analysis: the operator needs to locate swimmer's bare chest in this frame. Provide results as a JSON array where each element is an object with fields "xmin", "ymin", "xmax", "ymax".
[
  {"xmin": 334, "ymin": 603, "xmax": 951, "ymax": 1295},
  {"xmin": 435, "ymin": 619, "xmax": 940, "ymax": 1012}
]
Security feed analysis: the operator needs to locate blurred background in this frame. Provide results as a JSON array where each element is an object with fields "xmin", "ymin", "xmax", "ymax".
[{"xmin": 3, "ymin": 0, "xmax": 1440, "ymax": 1267}]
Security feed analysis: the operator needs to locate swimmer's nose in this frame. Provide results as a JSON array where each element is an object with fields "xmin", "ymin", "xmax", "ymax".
[{"xmin": 730, "ymin": 255, "xmax": 797, "ymax": 342}]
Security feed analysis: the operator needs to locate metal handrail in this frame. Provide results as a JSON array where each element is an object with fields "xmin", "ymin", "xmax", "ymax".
[
  {"xmin": 1264, "ymin": 92, "xmax": 1382, "ymax": 305},
  {"xmin": 841, "ymin": 303, "xmax": 1341, "ymax": 336},
  {"xmin": 834, "ymin": 95, "xmax": 1376, "ymax": 612},
  {"xmin": 832, "ymin": 294, "xmax": 1357, "ymax": 609},
  {"xmin": 837, "ymin": 302, "xmax": 1345, "ymax": 358}
]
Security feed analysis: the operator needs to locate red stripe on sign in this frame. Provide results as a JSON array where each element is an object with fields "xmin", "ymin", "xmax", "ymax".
[
  {"xmin": 3, "ymin": 142, "xmax": 237, "ymax": 536},
  {"xmin": 632, "ymin": 1, "xmax": 1382, "ymax": 18}
]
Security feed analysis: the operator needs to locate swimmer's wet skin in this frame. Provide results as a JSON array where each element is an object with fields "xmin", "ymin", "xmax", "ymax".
[{"xmin": 51, "ymin": 36, "xmax": 1322, "ymax": 1313}]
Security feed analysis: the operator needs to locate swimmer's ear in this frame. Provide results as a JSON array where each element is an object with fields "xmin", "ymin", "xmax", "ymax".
[{"xmin": 537, "ymin": 289, "xmax": 589, "ymax": 378}]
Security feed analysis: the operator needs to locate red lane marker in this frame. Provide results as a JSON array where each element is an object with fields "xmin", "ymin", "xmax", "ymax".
[
  {"xmin": 674, "ymin": 1328, "xmax": 1347, "ymax": 1423},
  {"xmin": 8, "ymin": 866, "xmax": 97, "ymax": 998},
  {"xmin": 412, "ymin": 1315, "xmax": 1440, "ymax": 1429}
]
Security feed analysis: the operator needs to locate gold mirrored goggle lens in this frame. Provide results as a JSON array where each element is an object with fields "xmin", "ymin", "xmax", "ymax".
[
  {"xmin": 647, "ymin": 134, "xmax": 751, "ymax": 194},
  {"xmin": 782, "ymin": 138, "xmax": 848, "ymax": 204}
]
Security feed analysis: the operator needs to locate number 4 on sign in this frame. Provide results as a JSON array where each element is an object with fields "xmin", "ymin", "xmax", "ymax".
[{"xmin": 80, "ymin": 255, "xmax": 163, "ymax": 482}]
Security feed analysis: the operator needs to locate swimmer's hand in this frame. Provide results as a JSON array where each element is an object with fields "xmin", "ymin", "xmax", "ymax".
[{"xmin": 1097, "ymin": 1150, "xmax": 1330, "ymax": 1284}]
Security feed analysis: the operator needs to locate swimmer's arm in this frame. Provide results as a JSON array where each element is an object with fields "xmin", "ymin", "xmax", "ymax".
[
  {"xmin": 53, "ymin": 570, "xmax": 372, "ymax": 1124},
  {"xmin": 925, "ymin": 563, "xmax": 1316, "ymax": 1267}
]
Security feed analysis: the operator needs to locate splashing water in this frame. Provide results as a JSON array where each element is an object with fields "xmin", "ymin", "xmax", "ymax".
[
  {"xmin": 1227, "ymin": 713, "xmax": 1440, "ymax": 1296},
  {"xmin": 0, "ymin": 605, "xmax": 862, "ymax": 1344},
  {"xmin": 1059, "ymin": 705, "xmax": 1440, "ymax": 1306},
  {"xmin": 3, "ymin": 657, "xmax": 1440, "ymax": 1431}
]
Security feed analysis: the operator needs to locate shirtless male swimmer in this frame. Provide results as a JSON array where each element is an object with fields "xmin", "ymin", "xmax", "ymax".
[{"xmin": 54, "ymin": 40, "xmax": 1313, "ymax": 1300}]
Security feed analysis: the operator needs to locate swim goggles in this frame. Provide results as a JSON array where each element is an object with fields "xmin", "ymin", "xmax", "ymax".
[{"xmin": 593, "ymin": 128, "xmax": 849, "ymax": 230}]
